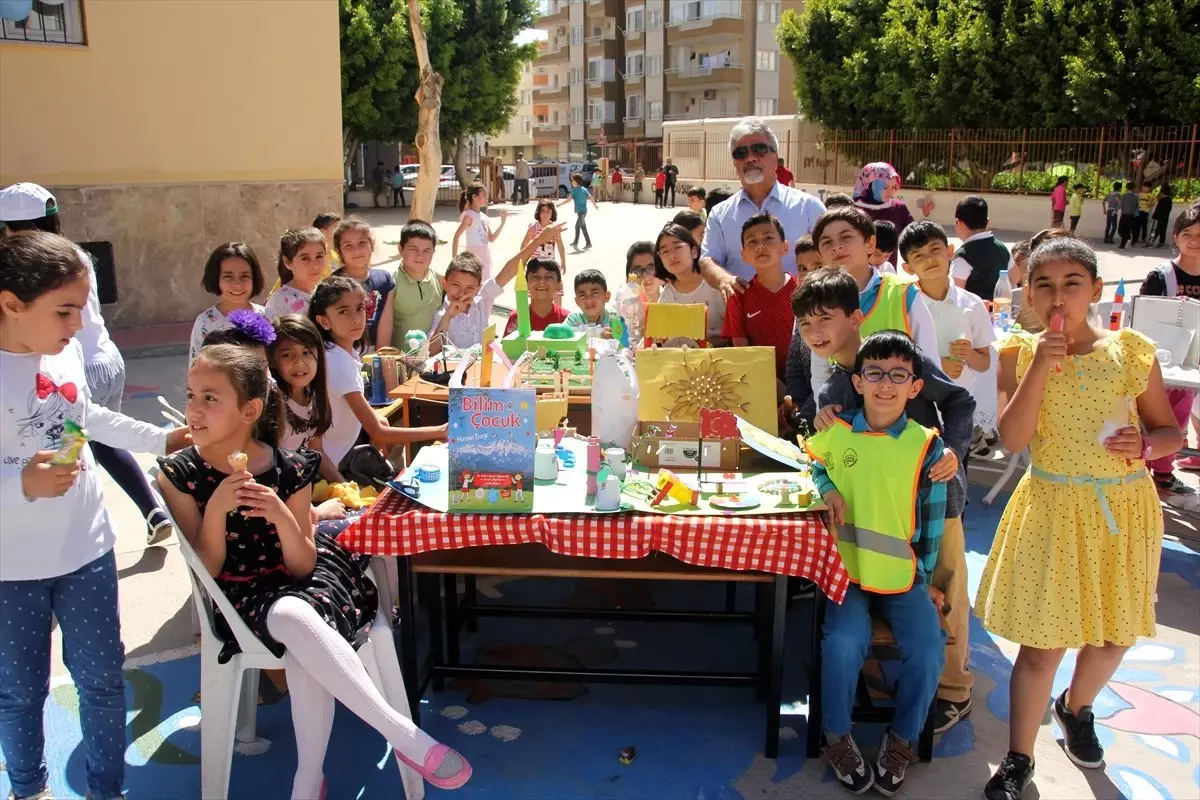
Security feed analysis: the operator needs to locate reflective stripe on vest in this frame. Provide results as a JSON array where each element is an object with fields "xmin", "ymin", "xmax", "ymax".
[
  {"xmin": 808, "ymin": 417, "xmax": 935, "ymax": 593},
  {"xmin": 860, "ymin": 273, "xmax": 912, "ymax": 339}
]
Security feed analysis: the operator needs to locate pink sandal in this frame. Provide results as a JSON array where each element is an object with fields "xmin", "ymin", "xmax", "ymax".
[{"xmin": 395, "ymin": 744, "xmax": 473, "ymax": 790}]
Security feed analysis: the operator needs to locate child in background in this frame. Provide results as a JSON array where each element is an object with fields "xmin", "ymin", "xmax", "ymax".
[
  {"xmin": 504, "ymin": 257, "xmax": 570, "ymax": 336},
  {"xmin": 390, "ymin": 220, "xmax": 445, "ymax": 350},
  {"xmin": 190, "ymin": 242, "xmax": 266, "ymax": 364},
  {"xmin": 431, "ymin": 224, "xmax": 566, "ymax": 353},
  {"xmin": 810, "ymin": 206, "xmax": 941, "ymax": 399},
  {"xmin": 309, "ymin": 276, "xmax": 446, "ymax": 471},
  {"xmin": 558, "ymin": 173, "xmax": 597, "ymax": 250},
  {"xmin": 565, "ymin": 269, "xmax": 622, "ymax": 335},
  {"xmin": 452, "ymin": 182, "xmax": 508, "ymax": 281},
  {"xmin": 654, "ymin": 167, "xmax": 667, "ymax": 208},
  {"xmin": 978, "ymin": 237, "xmax": 1181, "ymax": 800},
  {"xmin": 794, "ymin": 235, "xmax": 822, "ymax": 278},
  {"xmin": 723, "ymin": 213, "xmax": 797, "ymax": 387},
  {"xmin": 626, "ymin": 240, "xmax": 662, "ymax": 303},
  {"xmin": 521, "ymin": 199, "xmax": 567, "ymax": 273},
  {"xmin": 1050, "ymin": 175, "xmax": 1069, "ymax": 228},
  {"xmin": 265, "ymin": 228, "xmax": 329, "ymax": 319},
  {"xmin": 950, "ymin": 195, "xmax": 1012, "ymax": 301},
  {"xmin": 687, "ymin": 187, "xmax": 708, "ymax": 221},
  {"xmin": 1118, "ymin": 182, "xmax": 1141, "ymax": 249},
  {"xmin": 823, "ymin": 192, "xmax": 854, "ymax": 209},
  {"xmin": 1136, "ymin": 181, "xmax": 1154, "ymax": 244},
  {"xmin": 1103, "ymin": 182, "xmax": 1122, "ymax": 243},
  {"xmin": 156, "ymin": 344, "xmax": 471, "ymax": 799},
  {"xmin": 704, "ymin": 187, "xmax": 733, "ymax": 216},
  {"xmin": 1, "ymin": 232, "xmax": 189, "ymax": 800},
  {"xmin": 1139, "ymin": 205, "xmax": 1200, "ymax": 495},
  {"xmin": 869, "ymin": 220, "xmax": 898, "ymax": 274},
  {"xmin": 1149, "ymin": 184, "xmax": 1174, "ymax": 247},
  {"xmin": 269, "ymin": 314, "xmax": 344, "ymax": 489},
  {"xmin": 332, "ymin": 217, "xmax": 394, "ymax": 353},
  {"xmin": 672, "ymin": 209, "xmax": 706, "ymax": 253},
  {"xmin": 1067, "ymin": 184, "xmax": 1085, "ymax": 232},
  {"xmin": 268, "ymin": 213, "xmax": 340, "ymax": 294},
  {"xmin": 805, "ymin": 330, "xmax": 949, "ymax": 796},
  {"xmin": 655, "ymin": 222, "xmax": 727, "ymax": 344},
  {"xmin": 798, "ymin": 268, "xmax": 975, "ymax": 737}
]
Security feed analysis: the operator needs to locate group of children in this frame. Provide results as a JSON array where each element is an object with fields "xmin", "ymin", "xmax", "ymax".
[{"xmin": 1056, "ymin": 176, "xmax": 1179, "ymax": 249}]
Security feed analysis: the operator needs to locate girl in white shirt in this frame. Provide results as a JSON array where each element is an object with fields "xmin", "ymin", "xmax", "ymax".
[
  {"xmin": 0, "ymin": 231, "xmax": 188, "ymax": 800},
  {"xmin": 307, "ymin": 277, "xmax": 446, "ymax": 471},
  {"xmin": 452, "ymin": 182, "xmax": 507, "ymax": 281},
  {"xmin": 654, "ymin": 223, "xmax": 728, "ymax": 344},
  {"xmin": 265, "ymin": 227, "xmax": 329, "ymax": 320},
  {"xmin": 189, "ymin": 242, "xmax": 266, "ymax": 364}
]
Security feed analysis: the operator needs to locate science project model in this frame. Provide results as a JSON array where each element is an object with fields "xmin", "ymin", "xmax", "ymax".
[{"xmin": 501, "ymin": 260, "xmax": 588, "ymax": 360}]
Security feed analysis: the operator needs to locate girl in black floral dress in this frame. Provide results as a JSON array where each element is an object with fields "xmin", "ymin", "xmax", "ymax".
[{"xmin": 157, "ymin": 343, "xmax": 471, "ymax": 798}]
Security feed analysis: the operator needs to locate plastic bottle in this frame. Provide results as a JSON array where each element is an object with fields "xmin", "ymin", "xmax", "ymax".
[
  {"xmin": 613, "ymin": 278, "xmax": 647, "ymax": 348},
  {"xmin": 992, "ymin": 269, "xmax": 1013, "ymax": 330}
]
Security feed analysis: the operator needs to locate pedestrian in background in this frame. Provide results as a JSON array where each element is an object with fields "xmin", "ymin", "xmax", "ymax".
[
  {"xmin": 1067, "ymin": 183, "xmax": 1084, "ymax": 232},
  {"xmin": 1050, "ymin": 175, "xmax": 1068, "ymax": 227},
  {"xmin": 1103, "ymin": 182, "xmax": 1122, "ymax": 243}
]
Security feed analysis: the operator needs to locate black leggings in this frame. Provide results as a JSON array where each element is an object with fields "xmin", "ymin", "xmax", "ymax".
[{"xmin": 90, "ymin": 441, "xmax": 163, "ymax": 522}]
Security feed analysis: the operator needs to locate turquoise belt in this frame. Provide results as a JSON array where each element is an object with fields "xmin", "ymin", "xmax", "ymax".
[{"xmin": 1029, "ymin": 466, "xmax": 1147, "ymax": 535}]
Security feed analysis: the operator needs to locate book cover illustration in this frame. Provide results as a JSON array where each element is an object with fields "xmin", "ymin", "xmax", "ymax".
[{"xmin": 447, "ymin": 387, "xmax": 536, "ymax": 512}]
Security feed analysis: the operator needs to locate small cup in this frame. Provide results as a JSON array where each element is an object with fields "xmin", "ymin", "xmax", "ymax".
[{"xmin": 1156, "ymin": 348, "xmax": 1173, "ymax": 367}]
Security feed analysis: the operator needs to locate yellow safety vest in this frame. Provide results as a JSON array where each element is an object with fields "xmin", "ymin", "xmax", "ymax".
[
  {"xmin": 806, "ymin": 417, "xmax": 936, "ymax": 594},
  {"xmin": 860, "ymin": 273, "xmax": 912, "ymax": 339}
]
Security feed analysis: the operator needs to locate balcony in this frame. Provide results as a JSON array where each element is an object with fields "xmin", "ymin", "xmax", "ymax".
[
  {"xmin": 536, "ymin": 1, "xmax": 568, "ymax": 26},
  {"xmin": 623, "ymin": 115, "xmax": 644, "ymax": 129},
  {"xmin": 666, "ymin": 9, "xmax": 744, "ymax": 39},
  {"xmin": 665, "ymin": 62, "xmax": 744, "ymax": 89},
  {"xmin": 664, "ymin": 108, "xmax": 742, "ymax": 121},
  {"xmin": 533, "ymin": 122, "xmax": 569, "ymax": 140},
  {"xmin": 539, "ymin": 41, "xmax": 570, "ymax": 64},
  {"xmin": 623, "ymin": 70, "xmax": 643, "ymax": 86},
  {"xmin": 624, "ymin": 24, "xmax": 644, "ymax": 42},
  {"xmin": 535, "ymin": 83, "xmax": 570, "ymax": 102}
]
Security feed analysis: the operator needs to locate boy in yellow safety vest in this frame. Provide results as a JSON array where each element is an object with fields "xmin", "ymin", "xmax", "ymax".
[
  {"xmin": 804, "ymin": 329, "xmax": 949, "ymax": 796},
  {"xmin": 808, "ymin": 206, "xmax": 940, "ymax": 400}
]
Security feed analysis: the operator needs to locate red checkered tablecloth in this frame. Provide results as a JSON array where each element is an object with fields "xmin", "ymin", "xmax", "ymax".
[{"xmin": 338, "ymin": 488, "xmax": 849, "ymax": 603}]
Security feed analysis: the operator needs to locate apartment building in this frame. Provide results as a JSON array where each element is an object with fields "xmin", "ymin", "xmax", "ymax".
[
  {"xmin": 491, "ymin": 63, "xmax": 538, "ymax": 164},
  {"xmin": 533, "ymin": 0, "xmax": 803, "ymax": 161}
]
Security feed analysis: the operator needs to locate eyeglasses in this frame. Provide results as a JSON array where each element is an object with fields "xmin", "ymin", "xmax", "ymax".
[
  {"xmin": 731, "ymin": 142, "xmax": 776, "ymax": 160},
  {"xmin": 859, "ymin": 365, "xmax": 916, "ymax": 384},
  {"xmin": 628, "ymin": 266, "xmax": 652, "ymax": 277}
]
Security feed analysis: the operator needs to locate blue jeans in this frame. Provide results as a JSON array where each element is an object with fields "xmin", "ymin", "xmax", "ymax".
[
  {"xmin": 572, "ymin": 211, "xmax": 591, "ymax": 248},
  {"xmin": 0, "ymin": 551, "xmax": 126, "ymax": 799},
  {"xmin": 821, "ymin": 582, "xmax": 945, "ymax": 742}
]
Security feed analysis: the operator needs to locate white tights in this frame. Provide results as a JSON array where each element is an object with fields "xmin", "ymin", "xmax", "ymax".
[{"xmin": 265, "ymin": 596, "xmax": 438, "ymax": 799}]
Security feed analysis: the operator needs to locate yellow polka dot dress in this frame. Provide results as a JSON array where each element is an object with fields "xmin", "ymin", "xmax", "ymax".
[{"xmin": 975, "ymin": 329, "xmax": 1163, "ymax": 650}]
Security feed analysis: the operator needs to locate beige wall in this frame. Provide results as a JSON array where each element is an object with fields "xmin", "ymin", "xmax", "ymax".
[{"xmin": 0, "ymin": 0, "xmax": 343, "ymax": 186}]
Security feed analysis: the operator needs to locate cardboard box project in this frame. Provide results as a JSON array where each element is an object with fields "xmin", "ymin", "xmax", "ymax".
[{"xmin": 631, "ymin": 421, "xmax": 740, "ymax": 470}]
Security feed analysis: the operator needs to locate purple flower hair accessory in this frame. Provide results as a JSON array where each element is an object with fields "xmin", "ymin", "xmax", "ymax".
[{"xmin": 227, "ymin": 309, "xmax": 277, "ymax": 346}]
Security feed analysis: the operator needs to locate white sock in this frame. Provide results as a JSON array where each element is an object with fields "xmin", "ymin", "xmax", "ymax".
[
  {"xmin": 281, "ymin": 652, "xmax": 335, "ymax": 799},
  {"xmin": 265, "ymin": 596, "xmax": 438, "ymax": 766}
]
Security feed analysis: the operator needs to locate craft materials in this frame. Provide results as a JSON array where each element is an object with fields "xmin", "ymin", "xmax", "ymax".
[
  {"xmin": 369, "ymin": 355, "xmax": 389, "ymax": 403},
  {"xmin": 709, "ymin": 492, "xmax": 761, "ymax": 511},
  {"xmin": 227, "ymin": 450, "xmax": 249, "ymax": 472},
  {"xmin": 514, "ymin": 261, "xmax": 532, "ymax": 337},
  {"xmin": 1109, "ymin": 279, "xmax": 1126, "ymax": 331},
  {"xmin": 586, "ymin": 436, "xmax": 601, "ymax": 495},
  {"xmin": 553, "ymin": 426, "xmax": 566, "ymax": 446},
  {"xmin": 595, "ymin": 474, "xmax": 622, "ymax": 511},
  {"xmin": 51, "ymin": 419, "xmax": 88, "ymax": 465},
  {"xmin": 649, "ymin": 469, "xmax": 700, "ymax": 507},
  {"xmin": 637, "ymin": 347, "xmax": 779, "ymax": 434},
  {"xmin": 534, "ymin": 442, "xmax": 559, "ymax": 481},
  {"xmin": 416, "ymin": 466, "xmax": 441, "ymax": 483},
  {"xmin": 480, "ymin": 324, "xmax": 496, "ymax": 387},
  {"xmin": 645, "ymin": 303, "xmax": 707, "ymax": 345},
  {"xmin": 604, "ymin": 447, "xmax": 628, "ymax": 480}
]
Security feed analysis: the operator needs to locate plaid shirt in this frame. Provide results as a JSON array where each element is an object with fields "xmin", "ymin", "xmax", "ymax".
[{"xmin": 811, "ymin": 410, "xmax": 947, "ymax": 585}]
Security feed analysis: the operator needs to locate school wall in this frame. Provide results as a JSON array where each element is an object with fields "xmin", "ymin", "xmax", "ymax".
[{"xmin": 0, "ymin": 0, "xmax": 344, "ymax": 328}]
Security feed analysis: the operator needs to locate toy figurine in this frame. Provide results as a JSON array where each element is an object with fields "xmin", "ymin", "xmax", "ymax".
[{"xmin": 649, "ymin": 469, "xmax": 700, "ymax": 507}]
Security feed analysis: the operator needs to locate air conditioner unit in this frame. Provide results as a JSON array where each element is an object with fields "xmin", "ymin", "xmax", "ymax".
[
  {"xmin": 703, "ymin": 89, "xmax": 717, "ymax": 100},
  {"xmin": 557, "ymin": 26, "xmax": 566, "ymax": 36}
]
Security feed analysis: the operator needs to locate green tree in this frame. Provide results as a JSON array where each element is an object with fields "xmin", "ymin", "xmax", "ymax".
[{"xmin": 340, "ymin": 0, "xmax": 537, "ymax": 184}]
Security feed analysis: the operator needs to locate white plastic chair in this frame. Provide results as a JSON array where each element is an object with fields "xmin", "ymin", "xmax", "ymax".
[{"xmin": 151, "ymin": 479, "xmax": 425, "ymax": 800}]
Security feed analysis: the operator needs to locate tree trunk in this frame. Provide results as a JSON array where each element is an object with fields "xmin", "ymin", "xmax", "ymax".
[
  {"xmin": 453, "ymin": 133, "xmax": 471, "ymax": 189},
  {"xmin": 408, "ymin": 0, "xmax": 444, "ymax": 222},
  {"xmin": 342, "ymin": 127, "xmax": 360, "ymax": 199}
]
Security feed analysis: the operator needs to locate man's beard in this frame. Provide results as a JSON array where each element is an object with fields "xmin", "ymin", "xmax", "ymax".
[{"xmin": 742, "ymin": 166, "xmax": 765, "ymax": 185}]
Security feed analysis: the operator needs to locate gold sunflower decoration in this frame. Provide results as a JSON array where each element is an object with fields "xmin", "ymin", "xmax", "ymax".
[{"xmin": 662, "ymin": 353, "xmax": 750, "ymax": 420}]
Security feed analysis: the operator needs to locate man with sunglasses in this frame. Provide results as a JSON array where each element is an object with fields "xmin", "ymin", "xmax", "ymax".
[{"xmin": 697, "ymin": 118, "xmax": 826, "ymax": 296}]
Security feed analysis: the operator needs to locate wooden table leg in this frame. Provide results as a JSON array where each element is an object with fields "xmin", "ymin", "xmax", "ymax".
[
  {"xmin": 764, "ymin": 573, "xmax": 788, "ymax": 758},
  {"xmin": 394, "ymin": 555, "xmax": 420, "ymax": 724}
]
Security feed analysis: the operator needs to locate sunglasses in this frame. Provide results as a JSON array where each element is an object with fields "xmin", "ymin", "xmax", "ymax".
[
  {"xmin": 859, "ymin": 365, "xmax": 916, "ymax": 385},
  {"xmin": 731, "ymin": 142, "xmax": 776, "ymax": 160}
]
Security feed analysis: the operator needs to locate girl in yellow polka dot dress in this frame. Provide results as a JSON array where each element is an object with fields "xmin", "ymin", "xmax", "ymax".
[{"xmin": 977, "ymin": 237, "xmax": 1183, "ymax": 800}]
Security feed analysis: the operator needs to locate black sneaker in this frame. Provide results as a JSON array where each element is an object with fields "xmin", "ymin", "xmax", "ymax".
[
  {"xmin": 931, "ymin": 697, "xmax": 973, "ymax": 734},
  {"xmin": 983, "ymin": 751, "xmax": 1035, "ymax": 800},
  {"xmin": 1155, "ymin": 473, "xmax": 1196, "ymax": 497},
  {"xmin": 1052, "ymin": 690, "xmax": 1104, "ymax": 768},
  {"xmin": 820, "ymin": 733, "xmax": 874, "ymax": 794},
  {"xmin": 873, "ymin": 729, "xmax": 917, "ymax": 796}
]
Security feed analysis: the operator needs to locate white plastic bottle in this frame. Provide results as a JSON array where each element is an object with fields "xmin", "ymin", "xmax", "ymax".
[
  {"xmin": 992, "ymin": 269, "xmax": 1013, "ymax": 330},
  {"xmin": 613, "ymin": 278, "xmax": 647, "ymax": 348}
]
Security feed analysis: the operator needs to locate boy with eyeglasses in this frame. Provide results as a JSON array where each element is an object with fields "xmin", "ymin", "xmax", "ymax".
[
  {"xmin": 795, "ymin": 267, "xmax": 976, "ymax": 742},
  {"xmin": 804, "ymin": 327, "xmax": 950, "ymax": 796}
]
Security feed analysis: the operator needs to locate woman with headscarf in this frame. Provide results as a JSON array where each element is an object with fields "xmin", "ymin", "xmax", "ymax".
[{"xmin": 852, "ymin": 162, "xmax": 915, "ymax": 266}]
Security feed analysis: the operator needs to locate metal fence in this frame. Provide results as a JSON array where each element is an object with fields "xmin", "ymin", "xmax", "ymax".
[
  {"xmin": 667, "ymin": 123, "xmax": 1200, "ymax": 200},
  {"xmin": 598, "ymin": 140, "xmax": 665, "ymax": 172}
]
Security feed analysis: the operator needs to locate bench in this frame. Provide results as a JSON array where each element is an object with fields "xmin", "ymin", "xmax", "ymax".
[{"xmin": 400, "ymin": 544, "xmax": 800, "ymax": 758}]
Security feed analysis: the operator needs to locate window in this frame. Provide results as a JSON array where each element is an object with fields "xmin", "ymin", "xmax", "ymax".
[
  {"xmin": 649, "ymin": 101, "xmax": 663, "ymax": 121},
  {"xmin": 587, "ymin": 58, "xmax": 613, "ymax": 82},
  {"xmin": 757, "ymin": 1, "xmax": 781, "ymax": 23},
  {"xmin": 1, "ymin": 0, "xmax": 85, "ymax": 44},
  {"xmin": 756, "ymin": 51, "xmax": 777, "ymax": 71},
  {"xmin": 570, "ymin": 25, "xmax": 584, "ymax": 44},
  {"xmin": 755, "ymin": 98, "xmax": 778, "ymax": 116},
  {"xmin": 520, "ymin": 90, "xmax": 533, "ymax": 105},
  {"xmin": 571, "ymin": 106, "xmax": 585, "ymax": 124},
  {"xmin": 570, "ymin": 67, "xmax": 584, "ymax": 84},
  {"xmin": 626, "ymin": 6, "xmax": 644, "ymax": 32},
  {"xmin": 647, "ymin": 8, "xmax": 662, "ymax": 29},
  {"xmin": 588, "ymin": 99, "xmax": 605, "ymax": 122},
  {"xmin": 523, "ymin": 116, "xmax": 532, "ymax": 133},
  {"xmin": 648, "ymin": 54, "xmax": 662, "ymax": 76},
  {"xmin": 625, "ymin": 52, "xmax": 644, "ymax": 76},
  {"xmin": 626, "ymin": 94, "xmax": 644, "ymax": 119}
]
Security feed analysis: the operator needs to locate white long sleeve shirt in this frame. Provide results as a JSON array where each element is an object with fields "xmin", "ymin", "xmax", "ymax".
[{"xmin": 0, "ymin": 341, "xmax": 168, "ymax": 580}]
